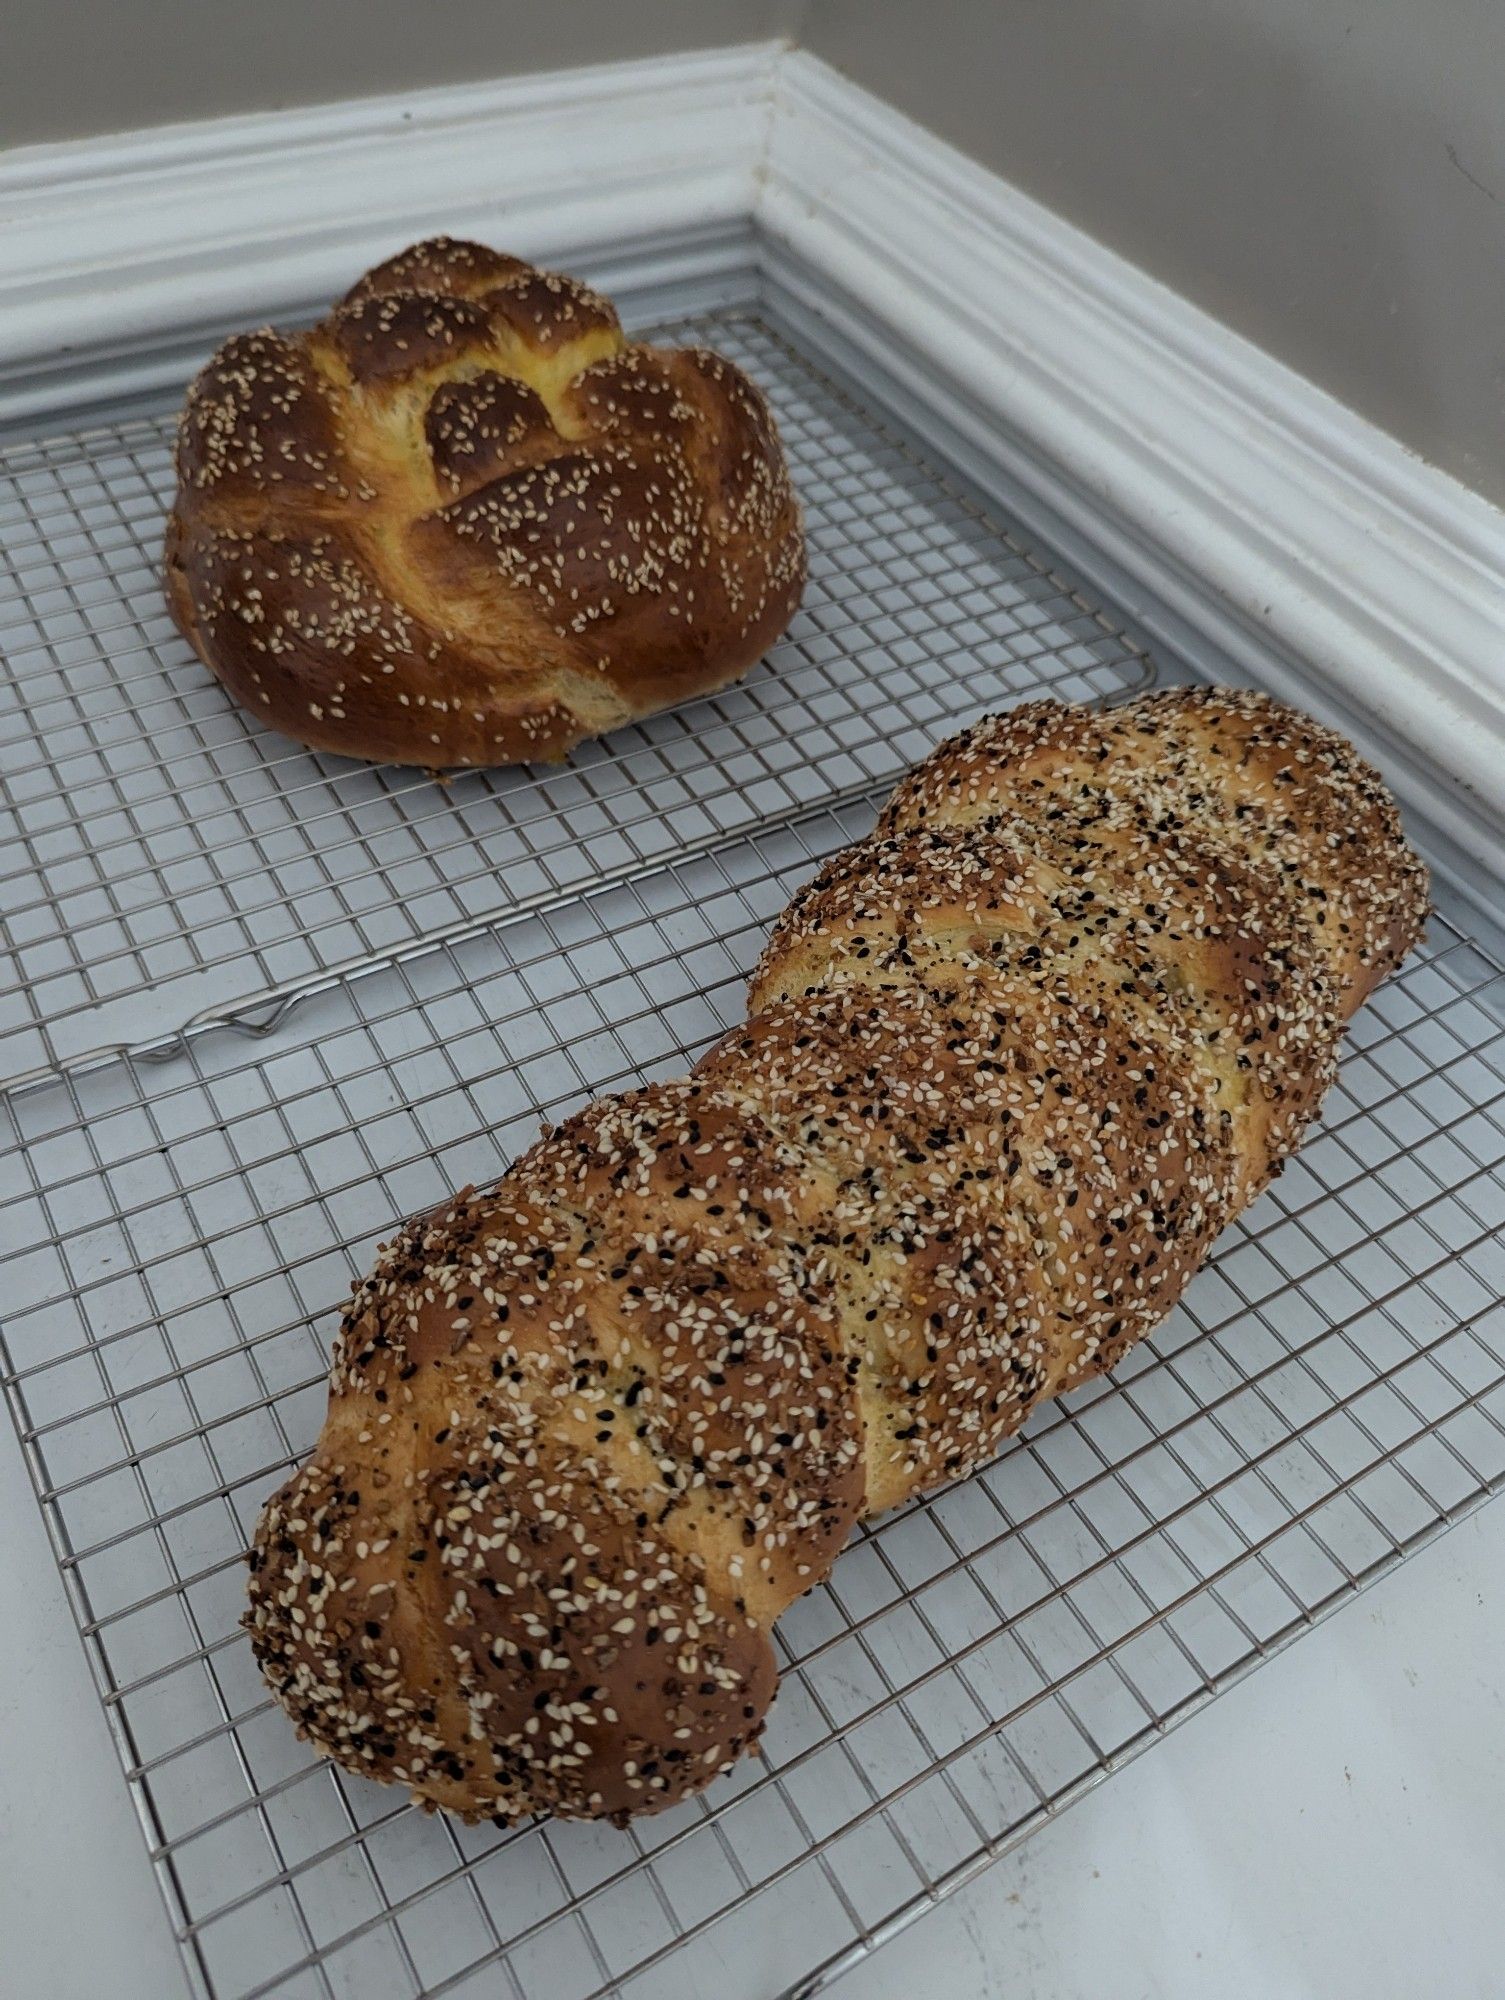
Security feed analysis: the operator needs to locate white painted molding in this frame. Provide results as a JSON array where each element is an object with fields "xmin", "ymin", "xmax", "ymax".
[
  {"xmin": 0, "ymin": 43, "xmax": 781, "ymax": 418},
  {"xmin": 2, "ymin": 39, "xmax": 1501, "ymax": 851},
  {"xmin": 757, "ymin": 52, "xmax": 1505, "ymax": 844}
]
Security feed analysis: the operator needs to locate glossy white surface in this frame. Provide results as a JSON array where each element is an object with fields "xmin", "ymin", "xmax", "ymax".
[
  {"xmin": 0, "ymin": 1414, "xmax": 190, "ymax": 2000},
  {"xmin": 834, "ymin": 1501, "xmax": 1505, "ymax": 2000}
]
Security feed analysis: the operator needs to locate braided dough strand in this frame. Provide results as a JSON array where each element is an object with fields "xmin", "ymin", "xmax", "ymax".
[{"xmin": 248, "ymin": 687, "xmax": 1427, "ymax": 1820}]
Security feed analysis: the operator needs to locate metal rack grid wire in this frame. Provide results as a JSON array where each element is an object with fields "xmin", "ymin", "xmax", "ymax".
[
  {"xmin": 0, "ymin": 312, "xmax": 1149, "ymax": 1088},
  {"xmin": 5, "ymin": 831, "xmax": 1505, "ymax": 2000},
  {"xmin": 3, "ymin": 305, "xmax": 1505, "ymax": 2000}
]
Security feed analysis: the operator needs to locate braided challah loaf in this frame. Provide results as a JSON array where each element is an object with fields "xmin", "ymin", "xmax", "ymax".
[
  {"xmin": 248, "ymin": 687, "xmax": 1428, "ymax": 1821},
  {"xmin": 165, "ymin": 238, "xmax": 804, "ymax": 765}
]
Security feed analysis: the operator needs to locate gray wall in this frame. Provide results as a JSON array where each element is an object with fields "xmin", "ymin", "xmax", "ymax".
[
  {"xmin": 805, "ymin": 0, "xmax": 1505, "ymax": 507},
  {"xmin": 7, "ymin": 0, "xmax": 1501, "ymax": 504},
  {"xmin": 1, "ymin": 1, "xmax": 805, "ymax": 142}
]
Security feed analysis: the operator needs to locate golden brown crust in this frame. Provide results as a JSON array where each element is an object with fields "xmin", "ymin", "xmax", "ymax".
[
  {"xmin": 248, "ymin": 686, "xmax": 1429, "ymax": 1820},
  {"xmin": 165, "ymin": 237, "xmax": 805, "ymax": 767}
]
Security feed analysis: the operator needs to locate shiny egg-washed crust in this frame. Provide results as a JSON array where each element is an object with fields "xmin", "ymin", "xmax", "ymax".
[
  {"xmin": 164, "ymin": 237, "xmax": 805, "ymax": 766},
  {"xmin": 247, "ymin": 687, "xmax": 1428, "ymax": 1821}
]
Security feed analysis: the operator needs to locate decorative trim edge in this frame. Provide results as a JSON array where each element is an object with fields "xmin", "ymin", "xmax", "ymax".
[
  {"xmin": 758, "ymin": 52, "xmax": 1505, "ymax": 846},
  {"xmin": 0, "ymin": 44, "xmax": 781, "ymax": 419}
]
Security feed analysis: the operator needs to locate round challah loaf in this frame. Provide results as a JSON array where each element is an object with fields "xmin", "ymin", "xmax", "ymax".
[
  {"xmin": 164, "ymin": 238, "xmax": 805, "ymax": 765},
  {"xmin": 246, "ymin": 688, "xmax": 1428, "ymax": 1823}
]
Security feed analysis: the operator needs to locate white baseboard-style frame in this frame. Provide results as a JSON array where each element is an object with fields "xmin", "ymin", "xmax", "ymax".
[
  {"xmin": 3, "ymin": 39, "xmax": 1502, "ymax": 868},
  {"xmin": 0, "ymin": 46, "xmax": 773, "ymax": 419}
]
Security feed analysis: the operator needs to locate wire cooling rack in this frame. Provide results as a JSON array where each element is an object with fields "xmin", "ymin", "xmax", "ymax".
[
  {"xmin": 4, "ymin": 307, "xmax": 1505, "ymax": 2000},
  {"xmin": 0, "ymin": 315, "xmax": 1143, "ymax": 1088}
]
